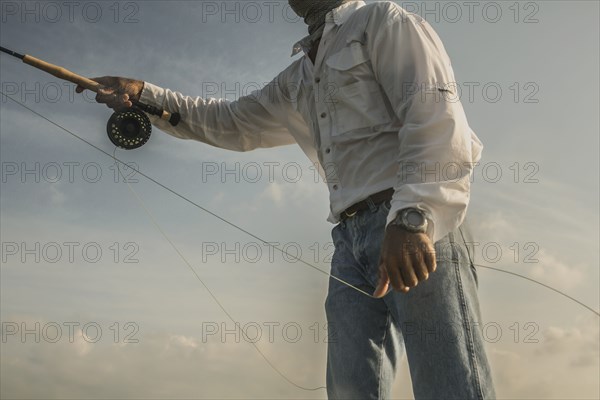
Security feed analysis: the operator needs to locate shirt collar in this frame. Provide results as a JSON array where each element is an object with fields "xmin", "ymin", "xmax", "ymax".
[{"xmin": 291, "ymin": 1, "xmax": 366, "ymax": 57}]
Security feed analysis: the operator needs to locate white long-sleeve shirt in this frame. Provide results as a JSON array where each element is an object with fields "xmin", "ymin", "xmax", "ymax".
[{"xmin": 139, "ymin": 1, "xmax": 483, "ymax": 243}]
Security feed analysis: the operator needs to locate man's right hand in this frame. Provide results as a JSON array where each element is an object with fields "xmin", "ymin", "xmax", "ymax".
[{"xmin": 76, "ymin": 76, "xmax": 144, "ymax": 111}]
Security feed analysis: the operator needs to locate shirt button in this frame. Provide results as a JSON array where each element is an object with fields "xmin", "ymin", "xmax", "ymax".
[
  {"xmin": 315, "ymin": 77, "xmax": 321, "ymax": 84},
  {"xmin": 320, "ymin": 112, "xmax": 327, "ymax": 118},
  {"xmin": 325, "ymin": 148, "xmax": 331, "ymax": 154},
  {"xmin": 333, "ymin": 184, "xmax": 339, "ymax": 190}
]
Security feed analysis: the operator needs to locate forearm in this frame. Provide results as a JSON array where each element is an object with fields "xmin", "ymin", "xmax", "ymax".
[
  {"xmin": 366, "ymin": 4, "xmax": 481, "ymax": 242},
  {"xmin": 141, "ymin": 78, "xmax": 301, "ymax": 152},
  {"xmin": 140, "ymin": 82, "xmax": 268, "ymax": 151},
  {"xmin": 387, "ymin": 94, "xmax": 480, "ymax": 243},
  {"xmin": 81, "ymin": 76, "xmax": 296, "ymax": 152}
]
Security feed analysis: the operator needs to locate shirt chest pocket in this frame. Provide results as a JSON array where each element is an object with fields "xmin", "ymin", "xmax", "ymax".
[{"xmin": 324, "ymin": 41, "xmax": 392, "ymax": 136}]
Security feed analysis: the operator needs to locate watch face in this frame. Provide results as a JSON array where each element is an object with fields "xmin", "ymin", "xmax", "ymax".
[
  {"xmin": 395, "ymin": 208, "xmax": 428, "ymax": 232},
  {"xmin": 406, "ymin": 210, "xmax": 425, "ymax": 227}
]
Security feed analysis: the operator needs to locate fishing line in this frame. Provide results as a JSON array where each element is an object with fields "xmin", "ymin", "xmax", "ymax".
[
  {"xmin": 0, "ymin": 90, "xmax": 331, "ymax": 391},
  {"xmin": 1, "ymin": 46, "xmax": 595, "ymax": 317},
  {"xmin": 1, "ymin": 91, "xmax": 598, "ymax": 318},
  {"xmin": 473, "ymin": 264, "xmax": 598, "ymax": 317},
  {"xmin": 1, "ymin": 92, "xmax": 599, "ymax": 391},
  {"xmin": 0, "ymin": 90, "xmax": 369, "ymax": 297},
  {"xmin": 113, "ymin": 148, "xmax": 326, "ymax": 391}
]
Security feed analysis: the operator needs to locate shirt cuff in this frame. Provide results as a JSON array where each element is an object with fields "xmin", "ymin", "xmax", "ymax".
[{"xmin": 139, "ymin": 82, "xmax": 166, "ymax": 108}]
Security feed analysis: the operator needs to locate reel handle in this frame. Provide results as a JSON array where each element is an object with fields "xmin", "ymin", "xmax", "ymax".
[{"xmin": 132, "ymin": 100, "xmax": 181, "ymax": 126}]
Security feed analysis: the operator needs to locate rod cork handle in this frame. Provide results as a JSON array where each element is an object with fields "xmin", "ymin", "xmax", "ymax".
[
  {"xmin": 19, "ymin": 52, "xmax": 180, "ymax": 127},
  {"xmin": 22, "ymin": 55, "xmax": 101, "ymax": 93}
]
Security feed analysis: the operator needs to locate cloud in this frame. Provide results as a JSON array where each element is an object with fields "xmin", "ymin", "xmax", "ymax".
[
  {"xmin": 48, "ymin": 184, "xmax": 67, "ymax": 206},
  {"xmin": 474, "ymin": 210, "xmax": 517, "ymax": 242},
  {"xmin": 529, "ymin": 249, "xmax": 585, "ymax": 291},
  {"xmin": 470, "ymin": 211, "xmax": 586, "ymax": 291},
  {"xmin": 536, "ymin": 322, "xmax": 600, "ymax": 368},
  {"xmin": 262, "ymin": 181, "xmax": 285, "ymax": 207},
  {"xmin": 258, "ymin": 175, "xmax": 324, "ymax": 211},
  {"xmin": 1, "ymin": 318, "xmax": 327, "ymax": 399},
  {"xmin": 487, "ymin": 317, "xmax": 599, "ymax": 399},
  {"xmin": 3, "ymin": 313, "xmax": 598, "ymax": 399}
]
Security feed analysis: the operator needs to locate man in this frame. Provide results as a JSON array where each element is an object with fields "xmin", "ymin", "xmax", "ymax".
[{"xmin": 79, "ymin": 1, "xmax": 496, "ymax": 398}]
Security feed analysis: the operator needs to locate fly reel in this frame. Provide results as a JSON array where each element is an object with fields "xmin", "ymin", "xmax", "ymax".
[{"xmin": 107, "ymin": 108, "xmax": 152, "ymax": 150}]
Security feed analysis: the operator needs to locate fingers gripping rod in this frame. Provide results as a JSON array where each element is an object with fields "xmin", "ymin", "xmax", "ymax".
[{"xmin": 0, "ymin": 45, "xmax": 181, "ymax": 126}]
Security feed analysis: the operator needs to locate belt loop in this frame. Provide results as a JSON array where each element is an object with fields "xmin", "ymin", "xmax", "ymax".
[{"xmin": 366, "ymin": 196, "xmax": 377, "ymax": 213}]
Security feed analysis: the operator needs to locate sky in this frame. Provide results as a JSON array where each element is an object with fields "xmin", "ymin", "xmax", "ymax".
[{"xmin": 0, "ymin": 1, "xmax": 599, "ymax": 399}]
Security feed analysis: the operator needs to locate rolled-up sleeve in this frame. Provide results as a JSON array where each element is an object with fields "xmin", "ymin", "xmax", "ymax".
[
  {"xmin": 139, "ymin": 79, "xmax": 296, "ymax": 152},
  {"xmin": 367, "ymin": 3, "xmax": 483, "ymax": 242}
]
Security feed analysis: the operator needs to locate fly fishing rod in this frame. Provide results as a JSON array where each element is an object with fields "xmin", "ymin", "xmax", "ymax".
[{"xmin": 0, "ymin": 45, "xmax": 181, "ymax": 149}]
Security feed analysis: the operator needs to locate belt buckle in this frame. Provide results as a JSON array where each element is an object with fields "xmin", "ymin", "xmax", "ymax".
[{"xmin": 344, "ymin": 210, "xmax": 358, "ymax": 218}]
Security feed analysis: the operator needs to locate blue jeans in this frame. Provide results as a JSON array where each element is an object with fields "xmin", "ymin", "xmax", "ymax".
[{"xmin": 325, "ymin": 200, "xmax": 496, "ymax": 399}]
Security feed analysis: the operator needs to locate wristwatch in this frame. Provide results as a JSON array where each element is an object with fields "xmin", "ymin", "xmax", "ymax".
[{"xmin": 392, "ymin": 208, "xmax": 428, "ymax": 233}]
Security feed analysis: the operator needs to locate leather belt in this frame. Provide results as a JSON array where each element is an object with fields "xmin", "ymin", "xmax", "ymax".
[{"xmin": 340, "ymin": 188, "xmax": 394, "ymax": 220}]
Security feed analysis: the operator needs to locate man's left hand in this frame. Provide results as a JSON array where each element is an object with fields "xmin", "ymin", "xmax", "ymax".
[{"xmin": 373, "ymin": 225, "xmax": 437, "ymax": 297}]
